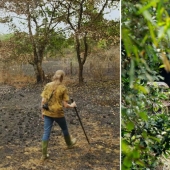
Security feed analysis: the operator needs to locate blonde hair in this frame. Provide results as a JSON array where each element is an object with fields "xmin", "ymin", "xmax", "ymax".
[{"xmin": 52, "ymin": 70, "xmax": 65, "ymax": 82}]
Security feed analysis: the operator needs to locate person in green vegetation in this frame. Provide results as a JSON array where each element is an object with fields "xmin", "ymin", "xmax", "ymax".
[{"xmin": 40, "ymin": 70, "xmax": 77, "ymax": 161}]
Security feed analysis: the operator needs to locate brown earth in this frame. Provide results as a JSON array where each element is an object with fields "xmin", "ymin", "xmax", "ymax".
[{"xmin": 0, "ymin": 78, "xmax": 120, "ymax": 170}]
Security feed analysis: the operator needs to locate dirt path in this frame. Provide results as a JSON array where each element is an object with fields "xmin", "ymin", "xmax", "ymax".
[{"xmin": 0, "ymin": 79, "xmax": 120, "ymax": 170}]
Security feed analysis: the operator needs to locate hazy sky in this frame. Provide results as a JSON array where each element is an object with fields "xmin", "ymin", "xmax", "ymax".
[{"xmin": 0, "ymin": 5, "xmax": 120, "ymax": 34}]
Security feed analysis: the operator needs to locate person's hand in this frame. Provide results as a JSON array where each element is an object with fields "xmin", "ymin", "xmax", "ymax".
[
  {"xmin": 42, "ymin": 114, "xmax": 44, "ymax": 120},
  {"xmin": 71, "ymin": 101, "xmax": 77, "ymax": 108}
]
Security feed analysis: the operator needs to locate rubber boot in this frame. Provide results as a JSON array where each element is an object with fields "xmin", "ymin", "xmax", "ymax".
[
  {"xmin": 64, "ymin": 135, "xmax": 77, "ymax": 149},
  {"xmin": 41, "ymin": 141, "xmax": 49, "ymax": 161}
]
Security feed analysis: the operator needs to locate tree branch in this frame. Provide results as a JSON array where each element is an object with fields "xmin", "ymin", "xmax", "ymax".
[
  {"xmin": 78, "ymin": 0, "xmax": 85, "ymax": 29},
  {"xmin": 93, "ymin": 0, "xmax": 109, "ymax": 21},
  {"xmin": 82, "ymin": 31, "xmax": 88, "ymax": 65},
  {"xmin": 26, "ymin": 3, "xmax": 37, "ymax": 63},
  {"xmin": 66, "ymin": 2, "xmax": 76, "ymax": 31}
]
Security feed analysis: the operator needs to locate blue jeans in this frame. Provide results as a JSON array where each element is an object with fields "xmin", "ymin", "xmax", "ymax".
[{"xmin": 42, "ymin": 116, "xmax": 69, "ymax": 141}]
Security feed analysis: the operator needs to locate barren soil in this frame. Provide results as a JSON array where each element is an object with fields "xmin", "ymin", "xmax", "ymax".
[{"xmin": 0, "ymin": 79, "xmax": 120, "ymax": 170}]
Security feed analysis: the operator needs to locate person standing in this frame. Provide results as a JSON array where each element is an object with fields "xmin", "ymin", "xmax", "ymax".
[{"xmin": 40, "ymin": 70, "xmax": 77, "ymax": 161}]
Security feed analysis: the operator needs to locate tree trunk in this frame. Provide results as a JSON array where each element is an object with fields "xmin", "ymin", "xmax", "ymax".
[
  {"xmin": 78, "ymin": 63, "xmax": 84, "ymax": 84},
  {"xmin": 27, "ymin": 3, "xmax": 46, "ymax": 84},
  {"xmin": 31, "ymin": 43, "xmax": 46, "ymax": 83},
  {"xmin": 33, "ymin": 57, "xmax": 45, "ymax": 83},
  {"xmin": 75, "ymin": 35, "xmax": 83, "ymax": 84},
  {"xmin": 33, "ymin": 61, "xmax": 45, "ymax": 83},
  {"xmin": 70, "ymin": 61, "xmax": 72, "ymax": 75}
]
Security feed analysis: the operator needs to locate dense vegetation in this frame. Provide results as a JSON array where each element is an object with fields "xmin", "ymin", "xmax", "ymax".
[{"xmin": 122, "ymin": 0, "xmax": 170, "ymax": 169}]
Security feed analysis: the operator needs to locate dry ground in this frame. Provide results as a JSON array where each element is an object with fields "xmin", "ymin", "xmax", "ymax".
[{"xmin": 0, "ymin": 77, "xmax": 120, "ymax": 170}]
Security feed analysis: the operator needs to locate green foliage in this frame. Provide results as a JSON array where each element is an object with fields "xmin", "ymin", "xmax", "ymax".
[
  {"xmin": 45, "ymin": 30, "xmax": 71, "ymax": 57},
  {"xmin": 97, "ymin": 39, "xmax": 107, "ymax": 49},
  {"xmin": 122, "ymin": 0, "xmax": 170, "ymax": 169},
  {"xmin": 12, "ymin": 32, "xmax": 32, "ymax": 55},
  {"xmin": 97, "ymin": 20, "xmax": 120, "ymax": 48},
  {"xmin": 0, "ymin": 33, "xmax": 13, "ymax": 40},
  {"xmin": 9, "ymin": 31, "xmax": 72, "ymax": 60}
]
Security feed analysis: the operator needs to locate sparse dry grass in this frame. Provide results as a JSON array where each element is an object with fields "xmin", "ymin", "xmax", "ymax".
[
  {"xmin": 0, "ymin": 45, "xmax": 120, "ymax": 87},
  {"xmin": 0, "ymin": 73, "xmax": 36, "ymax": 88}
]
